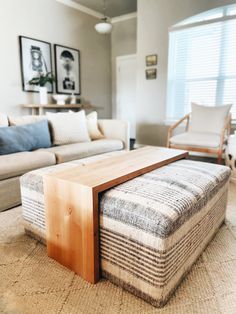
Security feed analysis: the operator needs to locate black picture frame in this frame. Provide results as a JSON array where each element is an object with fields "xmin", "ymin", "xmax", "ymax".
[
  {"xmin": 146, "ymin": 68, "xmax": 157, "ymax": 80},
  {"xmin": 19, "ymin": 35, "xmax": 53, "ymax": 93},
  {"xmin": 54, "ymin": 44, "xmax": 81, "ymax": 95}
]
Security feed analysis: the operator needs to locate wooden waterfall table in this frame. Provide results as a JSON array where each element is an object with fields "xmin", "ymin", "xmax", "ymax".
[{"xmin": 43, "ymin": 146, "xmax": 188, "ymax": 284}]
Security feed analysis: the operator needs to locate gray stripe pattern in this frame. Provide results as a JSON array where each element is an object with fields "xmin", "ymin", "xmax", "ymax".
[
  {"xmin": 101, "ymin": 190, "xmax": 227, "ymax": 287},
  {"xmin": 100, "ymin": 160, "xmax": 231, "ymax": 238}
]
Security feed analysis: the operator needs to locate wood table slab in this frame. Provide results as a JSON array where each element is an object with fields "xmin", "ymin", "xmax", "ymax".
[{"xmin": 43, "ymin": 146, "xmax": 188, "ymax": 284}]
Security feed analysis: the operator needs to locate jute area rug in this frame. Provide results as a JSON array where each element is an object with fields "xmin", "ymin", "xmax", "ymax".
[{"xmin": 0, "ymin": 184, "xmax": 236, "ymax": 314}]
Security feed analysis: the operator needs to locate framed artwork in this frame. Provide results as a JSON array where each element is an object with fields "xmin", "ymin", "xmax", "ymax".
[
  {"xmin": 146, "ymin": 68, "xmax": 157, "ymax": 80},
  {"xmin": 146, "ymin": 54, "xmax": 158, "ymax": 67},
  {"xmin": 19, "ymin": 36, "xmax": 53, "ymax": 93},
  {"xmin": 54, "ymin": 44, "xmax": 81, "ymax": 95}
]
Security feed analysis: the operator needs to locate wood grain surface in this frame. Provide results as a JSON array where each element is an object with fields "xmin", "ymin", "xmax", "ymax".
[{"xmin": 44, "ymin": 146, "xmax": 188, "ymax": 283}]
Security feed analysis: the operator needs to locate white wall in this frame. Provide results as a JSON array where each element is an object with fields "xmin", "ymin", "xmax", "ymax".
[
  {"xmin": 111, "ymin": 17, "xmax": 137, "ymax": 117},
  {"xmin": 0, "ymin": 0, "xmax": 111, "ymax": 118},
  {"xmin": 136, "ymin": 0, "xmax": 236, "ymax": 145}
]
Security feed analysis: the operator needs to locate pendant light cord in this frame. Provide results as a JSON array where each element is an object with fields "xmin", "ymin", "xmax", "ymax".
[{"xmin": 103, "ymin": 0, "xmax": 107, "ymax": 18}]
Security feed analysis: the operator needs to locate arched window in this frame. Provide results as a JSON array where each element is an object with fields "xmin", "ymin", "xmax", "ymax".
[{"xmin": 167, "ymin": 4, "xmax": 236, "ymax": 121}]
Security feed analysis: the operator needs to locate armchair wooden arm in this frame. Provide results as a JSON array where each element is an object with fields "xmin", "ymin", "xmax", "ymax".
[
  {"xmin": 219, "ymin": 114, "xmax": 232, "ymax": 152},
  {"xmin": 226, "ymin": 114, "xmax": 232, "ymax": 137},
  {"xmin": 167, "ymin": 114, "xmax": 190, "ymax": 147}
]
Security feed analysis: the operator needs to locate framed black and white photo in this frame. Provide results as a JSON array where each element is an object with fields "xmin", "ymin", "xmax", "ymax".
[
  {"xmin": 54, "ymin": 44, "xmax": 81, "ymax": 95},
  {"xmin": 19, "ymin": 36, "xmax": 53, "ymax": 93}
]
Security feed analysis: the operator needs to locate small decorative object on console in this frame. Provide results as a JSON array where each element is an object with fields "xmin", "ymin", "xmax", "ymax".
[
  {"xmin": 52, "ymin": 94, "xmax": 69, "ymax": 105},
  {"xmin": 70, "ymin": 93, "xmax": 77, "ymax": 104}
]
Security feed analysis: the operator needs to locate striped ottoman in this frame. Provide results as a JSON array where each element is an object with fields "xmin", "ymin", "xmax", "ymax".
[{"xmin": 20, "ymin": 157, "xmax": 231, "ymax": 307}]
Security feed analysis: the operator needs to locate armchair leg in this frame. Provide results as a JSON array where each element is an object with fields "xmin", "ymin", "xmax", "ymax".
[
  {"xmin": 166, "ymin": 134, "xmax": 170, "ymax": 148},
  {"xmin": 217, "ymin": 151, "xmax": 222, "ymax": 164}
]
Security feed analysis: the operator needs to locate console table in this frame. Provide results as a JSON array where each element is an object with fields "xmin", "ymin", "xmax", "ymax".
[
  {"xmin": 21, "ymin": 104, "xmax": 82, "ymax": 115},
  {"xmin": 43, "ymin": 146, "xmax": 188, "ymax": 284}
]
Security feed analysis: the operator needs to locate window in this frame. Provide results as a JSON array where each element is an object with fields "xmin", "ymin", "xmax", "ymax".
[{"xmin": 167, "ymin": 5, "xmax": 236, "ymax": 121}]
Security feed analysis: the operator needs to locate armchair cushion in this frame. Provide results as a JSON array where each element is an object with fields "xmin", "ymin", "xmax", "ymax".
[
  {"xmin": 169, "ymin": 132, "xmax": 221, "ymax": 149},
  {"xmin": 189, "ymin": 103, "xmax": 232, "ymax": 135}
]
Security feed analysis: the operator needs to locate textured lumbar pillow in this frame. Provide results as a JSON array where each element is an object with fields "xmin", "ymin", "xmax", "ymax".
[
  {"xmin": 46, "ymin": 110, "xmax": 91, "ymax": 145},
  {"xmin": 86, "ymin": 111, "xmax": 104, "ymax": 140},
  {"xmin": 189, "ymin": 103, "xmax": 232, "ymax": 135},
  {"xmin": 0, "ymin": 120, "xmax": 51, "ymax": 155},
  {"xmin": 0, "ymin": 113, "xmax": 9, "ymax": 127}
]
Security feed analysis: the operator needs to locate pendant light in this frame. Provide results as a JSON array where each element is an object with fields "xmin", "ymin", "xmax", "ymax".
[{"xmin": 95, "ymin": 0, "xmax": 112, "ymax": 34}]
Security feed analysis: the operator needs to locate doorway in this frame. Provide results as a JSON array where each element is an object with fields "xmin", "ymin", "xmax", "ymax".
[{"xmin": 116, "ymin": 54, "xmax": 137, "ymax": 141}]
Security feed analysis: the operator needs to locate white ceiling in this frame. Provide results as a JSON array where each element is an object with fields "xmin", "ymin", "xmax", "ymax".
[{"xmin": 72, "ymin": 0, "xmax": 137, "ymax": 18}]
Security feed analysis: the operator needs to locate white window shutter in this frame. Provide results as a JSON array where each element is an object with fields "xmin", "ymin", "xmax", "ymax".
[{"xmin": 167, "ymin": 15, "xmax": 236, "ymax": 120}]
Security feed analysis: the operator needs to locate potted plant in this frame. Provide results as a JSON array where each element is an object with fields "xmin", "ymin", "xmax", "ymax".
[{"xmin": 29, "ymin": 72, "xmax": 55, "ymax": 105}]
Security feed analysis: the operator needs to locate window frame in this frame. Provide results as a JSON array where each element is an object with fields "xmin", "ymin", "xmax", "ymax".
[{"xmin": 167, "ymin": 7, "xmax": 236, "ymax": 124}]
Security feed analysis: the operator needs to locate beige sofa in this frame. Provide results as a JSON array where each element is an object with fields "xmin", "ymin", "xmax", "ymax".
[{"xmin": 0, "ymin": 117, "xmax": 129, "ymax": 211}]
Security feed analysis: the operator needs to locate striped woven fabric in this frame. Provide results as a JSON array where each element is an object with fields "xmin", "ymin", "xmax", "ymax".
[{"xmin": 20, "ymin": 158, "xmax": 231, "ymax": 307}]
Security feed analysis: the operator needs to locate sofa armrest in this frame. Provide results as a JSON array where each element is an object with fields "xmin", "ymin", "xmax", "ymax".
[{"xmin": 98, "ymin": 119, "xmax": 130, "ymax": 150}]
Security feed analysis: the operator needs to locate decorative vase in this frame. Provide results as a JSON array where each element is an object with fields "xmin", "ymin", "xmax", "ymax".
[
  {"xmin": 39, "ymin": 86, "xmax": 48, "ymax": 105},
  {"xmin": 70, "ymin": 94, "xmax": 77, "ymax": 104}
]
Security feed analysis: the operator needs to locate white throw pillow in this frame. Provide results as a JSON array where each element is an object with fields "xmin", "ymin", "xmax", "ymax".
[
  {"xmin": 9, "ymin": 115, "xmax": 46, "ymax": 126},
  {"xmin": 86, "ymin": 111, "xmax": 104, "ymax": 140},
  {"xmin": 0, "ymin": 113, "xmax": 8, "ymax": 127},
  {"xmin": 46, "ymin": 110, "xmax": 91, "ymax": 145},
  {"xmin": 189, "ymin": 103, "xmax": 232, "ymax": 135}
]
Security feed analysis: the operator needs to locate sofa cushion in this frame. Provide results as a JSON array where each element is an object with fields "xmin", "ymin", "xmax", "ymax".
[
  {"xmin": 0, "ymin": 113, "xmax": 9, "ymax": 127},
  {"xmin": 87, "ymin": 111, "xmax": 104, "ymax": 140},
  {"xmin": 0, "ymin": 151, "xmax": 56, "ymax": 180},
  {"xmin": 43, "ymin": 139, "xmax": 124, "ymax": 163},
  {"xmin": 46, "ymin": 110, "xmax": 91, "ymax": 145},
  {"xmin": 0, "ymin": 121, "xmax": 51, "ymax": 155},
  {"xmin": 8, "ymin": 115, "xmax": 46, "ymax": 126},
  {"xmin": 169, "ymin": 132, "xmax": 221, "ymax": 149},
  {"xmin": 69, "ymin": 110, "xmax": 104, "ymax": 140},
  {"xmin": 189, "ymin": 103, "xmax": 232, "ymax": 135},
  {"xmin": 0, "ymin": 176, "xmax": 21, "ymax": 212}
]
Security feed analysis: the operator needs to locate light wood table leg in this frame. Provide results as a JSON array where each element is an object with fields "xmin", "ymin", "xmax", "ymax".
[{"xmin": 44, "ymin": 177, "xmax": 99, "ymax": 284}]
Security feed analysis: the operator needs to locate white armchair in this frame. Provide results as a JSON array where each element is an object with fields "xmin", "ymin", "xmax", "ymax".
[{"xmin": 167, "ymin": 103, "xmax": 232, "ymax": 164}]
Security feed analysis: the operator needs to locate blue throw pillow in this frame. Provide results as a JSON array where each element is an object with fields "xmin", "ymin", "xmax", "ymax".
[{"xmin": 0, "ymin": 120, "xmax": 51, "ymax": 155}]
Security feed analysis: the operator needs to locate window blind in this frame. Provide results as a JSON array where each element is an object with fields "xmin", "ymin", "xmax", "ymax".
[{"xmin": 167, "ymin": 17, "xmax": 236, "ymax": 120}]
